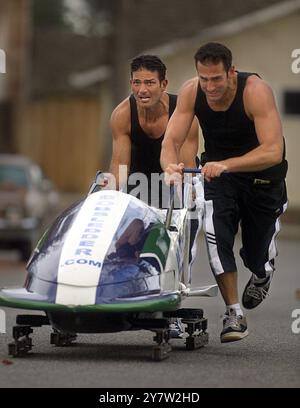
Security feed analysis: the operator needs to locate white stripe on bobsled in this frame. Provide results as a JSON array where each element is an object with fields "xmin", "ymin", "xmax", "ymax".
[{"xmin": 56, "ymin": 191, "xmax": 130, "ymax": 305}]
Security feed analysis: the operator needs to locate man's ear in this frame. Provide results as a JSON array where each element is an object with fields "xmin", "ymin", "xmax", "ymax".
[
  {"xmin": 161, "ymin": 79, "xmax": 168, "ymax": 90},
  {"xmin": 228, "ymin": 66, "xmax": 235, "ymax": 78}
]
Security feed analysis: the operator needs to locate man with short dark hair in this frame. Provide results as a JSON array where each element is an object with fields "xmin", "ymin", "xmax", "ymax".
[{"xmin": 161, "ymin": 42, "xmax": 288, "ymax": 343}]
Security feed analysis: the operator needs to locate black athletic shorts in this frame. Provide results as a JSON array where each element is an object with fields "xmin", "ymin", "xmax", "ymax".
[{"xmin": 203, "ymin": 173, "xmax": 288, "ymax": 278}]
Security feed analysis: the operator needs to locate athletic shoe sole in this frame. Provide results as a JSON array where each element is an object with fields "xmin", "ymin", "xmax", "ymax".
[{"xmin": 220, "ymin": 329, "xmax": 249, "ymax": 343}]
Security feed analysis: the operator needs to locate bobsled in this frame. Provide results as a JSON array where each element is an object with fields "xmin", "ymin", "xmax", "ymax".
[{"xmin": 0, "ymin": 170, "xmax": 218, "ymax": 361}]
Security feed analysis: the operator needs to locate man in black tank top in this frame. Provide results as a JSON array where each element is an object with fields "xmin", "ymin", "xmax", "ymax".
[
  {"xmin": 109, "ymin": 55, "xmax": 200, "ymax": 338},
  {"xmin": 161, "ymin": 42, "xmax": 288, "ymax": 343},
  {"xmin": 109, "ymin": 54, "xmax": 199, "ymax": 207}
]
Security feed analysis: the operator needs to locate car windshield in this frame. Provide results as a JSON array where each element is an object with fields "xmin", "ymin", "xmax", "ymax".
[{"xmin": 0, "ymin": 164, "xmax": 29, "ymax": 188}]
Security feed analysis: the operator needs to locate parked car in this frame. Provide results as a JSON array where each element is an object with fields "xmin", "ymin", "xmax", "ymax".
[{"xmin": 0, "ymin": 154, "xmax": 60, "ymax": 261}]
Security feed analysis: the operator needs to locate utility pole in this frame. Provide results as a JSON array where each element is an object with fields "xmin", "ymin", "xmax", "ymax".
[{"xmin": 109, "ymin": 0, "xmax": 134, "ymax": 106}]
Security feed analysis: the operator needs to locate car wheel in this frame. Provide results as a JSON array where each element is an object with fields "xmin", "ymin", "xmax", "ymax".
[{"xmin": 19, "ymin": 241, "xmax": 33, "ymax": 262}]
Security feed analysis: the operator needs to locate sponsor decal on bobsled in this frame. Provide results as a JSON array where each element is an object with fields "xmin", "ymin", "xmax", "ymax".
[
  {"xmin": 56, "ymin": 191, "xmax": 130, "ymax": 305},
  {"xmin": 60, "ymin": 259, "xmax": 102, "ymax": 268}
]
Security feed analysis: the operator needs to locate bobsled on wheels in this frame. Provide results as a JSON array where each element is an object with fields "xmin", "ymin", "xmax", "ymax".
[{"xmin": 0, "ymin": 170, "xmax": 218, "ymax": 361}]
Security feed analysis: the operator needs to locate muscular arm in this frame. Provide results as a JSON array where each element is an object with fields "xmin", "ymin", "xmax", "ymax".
[
  {"xmin": 109, "ymin": 100, "xmax": 131, "ymax": 189},
  {"xmin": 161, "ymin": 78, "xmax": 198, "ymax": 173},
  {"xmin": 178, "ymin": 117, "xmax": 199, "ymax": 168},
  {"xmin": 203, "ymin": 77, "xmax": 284, "ymax": 180}
]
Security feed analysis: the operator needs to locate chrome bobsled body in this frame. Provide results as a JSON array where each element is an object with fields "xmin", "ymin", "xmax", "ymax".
[{"xmin": 0, "ymin": 190, "xmax": 191, "ymax": 314}]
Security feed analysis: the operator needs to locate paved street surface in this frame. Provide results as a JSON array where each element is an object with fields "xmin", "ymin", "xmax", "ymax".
[{"xmin": 0, "ymin": 235, "xmax": 299, "ymax": 388}]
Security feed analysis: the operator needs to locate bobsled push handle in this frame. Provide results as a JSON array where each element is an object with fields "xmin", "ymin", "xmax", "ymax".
[
  {"xmin": 165, "ymin": 184, "xmax": 175, "ymax": 229},
  {"xmin": 184, "ymin": 167, "xmax": 228, "ymax": 174},
  {"xmin": 183, "ymin": 168, "xmax": 202, "ymax": 174},
  {"xmin": 165, "ymin": 168, "xmax": 201, "ymax": 228}
]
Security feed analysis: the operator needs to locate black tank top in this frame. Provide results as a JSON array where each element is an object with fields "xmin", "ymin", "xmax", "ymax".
[
  {"xmin": 127, "ymin": 93, "xmax": 177, "ymax": 207},
  {"xmin": 195, "ymin": 71, "xmax": 287, "ymax": 181},
  {"xmin": 129, "ymin": 93, "xmax": 177, "ymax": 177}
]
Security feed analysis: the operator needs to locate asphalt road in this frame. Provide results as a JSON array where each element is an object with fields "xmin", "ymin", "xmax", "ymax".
[{"xmin": 0, "ymin": 235, "xmax": 299, "ymax": 388}]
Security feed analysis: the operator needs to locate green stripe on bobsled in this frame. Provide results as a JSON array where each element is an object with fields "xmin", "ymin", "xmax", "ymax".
[
  {"xmin": 140, "ymin": 224, "xmax": 170, "ymax": 268},
  {"xmin": 0, "ymin": 292, "xmax": 180, "ymax": 313}
]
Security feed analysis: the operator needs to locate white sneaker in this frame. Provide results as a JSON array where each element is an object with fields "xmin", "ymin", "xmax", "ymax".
[{"xmin": 220, "ymin": 310, "xmax": 248, "ymax": 343}]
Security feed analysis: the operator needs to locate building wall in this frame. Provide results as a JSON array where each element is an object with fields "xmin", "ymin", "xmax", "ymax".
[
  {"xmin": 164, "ymin": 11, "xmax": 300, "ymax": 208},
  {"xmin": 17, "ymin": 95, "xmax": 104, "ymax": 192},
  {"xmin": 0, "ymin": 0, "xmax": 31, "ymax": 152}
]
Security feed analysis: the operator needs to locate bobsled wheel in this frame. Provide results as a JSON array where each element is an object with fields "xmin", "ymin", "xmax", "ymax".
[
  {"xmin": 186, "ymin": 332, "xmax": 209, "ymax": 350},
  {"xmin": 8, "ymin": 325, "xmax": 33, "ymax": 357},
  {"xmin": 152, "ymin": 330, "xmax": 172, "ymax": 361},
  {"xmin": 8, "ymin": 338, "xmax": 33, "ymax": 357},
  {"xmin": 50, "ymin": 330, "xmax": 77, "ymax": 347},
  {"xmin": 184, "ymin": 318, "xmax": 209, "ymax": 350},
  {"xmin": 152, "ymin": 343, "xmax": 172, "ymax": 361}
]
